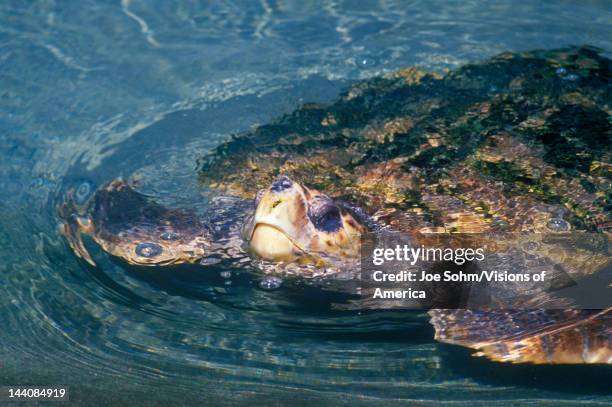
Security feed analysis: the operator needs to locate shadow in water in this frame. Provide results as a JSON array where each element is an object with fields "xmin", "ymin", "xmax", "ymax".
[{"xmin": 442, "ymin": 344, "xmax": 612, "ymax": 395}]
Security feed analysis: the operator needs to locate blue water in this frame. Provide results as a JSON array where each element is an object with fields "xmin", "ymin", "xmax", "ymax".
[{"xmin": 1, "ymin": 1, "xmax": 611, "ymax": 405}]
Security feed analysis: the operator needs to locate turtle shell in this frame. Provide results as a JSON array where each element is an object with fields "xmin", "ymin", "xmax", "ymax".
[{"xmin": 199, "ymin": 46, "xmax": 610, "ymax": 234}]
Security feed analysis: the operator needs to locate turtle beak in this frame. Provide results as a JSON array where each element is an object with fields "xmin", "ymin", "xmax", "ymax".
[{"xmin": 246, "ymin": 177, "xmax": 313, "ymax": 261}]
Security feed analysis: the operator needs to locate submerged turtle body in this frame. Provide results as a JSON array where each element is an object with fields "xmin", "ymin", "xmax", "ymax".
[{"xmin": 60, "ymin": 47, "xmax": 611, "ymax": 365}]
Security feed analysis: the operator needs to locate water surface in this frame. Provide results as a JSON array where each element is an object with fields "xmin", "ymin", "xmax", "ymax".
[{"xmin": 1, "ymin": 1, "xmax": 611, "ymax": 405}]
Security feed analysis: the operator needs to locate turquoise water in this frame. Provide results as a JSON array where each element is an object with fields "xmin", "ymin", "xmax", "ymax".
[{"xmin": 1, "ymin": 1, "xmax": 611, "ymax": 405}]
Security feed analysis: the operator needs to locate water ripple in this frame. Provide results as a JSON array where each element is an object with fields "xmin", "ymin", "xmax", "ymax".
[{"xmin": 0, "ymin": 0, "xmax": 611, "ymax": 404}]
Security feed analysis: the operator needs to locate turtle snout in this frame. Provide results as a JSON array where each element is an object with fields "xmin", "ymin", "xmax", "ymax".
[{"xmin": 270, "ymin": 176, "xmax": 293, "ymax": 193}]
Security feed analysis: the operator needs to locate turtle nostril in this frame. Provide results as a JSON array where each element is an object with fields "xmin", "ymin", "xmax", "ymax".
[{"xmin": 270, "ymin": 176, "xmax": 293, "ymax": 192}]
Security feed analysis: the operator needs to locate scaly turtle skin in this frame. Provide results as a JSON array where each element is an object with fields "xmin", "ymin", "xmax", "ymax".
[
  {"xmin": 60, "ymin": 46, "xmax": 611, "ymax": 364},
  {"xmin": 60, "ymin": 179, "xmax": 211, "ymax": 267},
  {"xmin": 60, "ymin": 177, "xmax": 364, "ymax": 270}
]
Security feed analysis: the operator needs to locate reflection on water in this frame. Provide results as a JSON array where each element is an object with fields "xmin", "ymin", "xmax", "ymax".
[{"xmin": 0, "ymin": 0, "xmax": 611, "ymax": 405}]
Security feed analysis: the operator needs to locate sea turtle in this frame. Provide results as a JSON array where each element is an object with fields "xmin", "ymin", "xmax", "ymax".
[{"xmin": 59, "ymin": 46, "xmax": 611, "ymax": 364}]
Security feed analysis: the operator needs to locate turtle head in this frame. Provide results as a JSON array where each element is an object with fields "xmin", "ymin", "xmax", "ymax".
[{"xmin": 245, "ymin": 176, "xmax": 364, "ymax": 265}]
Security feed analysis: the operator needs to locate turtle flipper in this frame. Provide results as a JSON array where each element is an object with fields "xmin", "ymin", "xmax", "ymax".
[
  {"xmin": 59, "ymin": 180, "xmax": 211, "ymax": 267},
  {"xmin": 429, "ymin": 308, "xmax": 611, "ymax": 364},
  {"xmin": 60, "ymin": 212, "xmax": 97, "ymax": 266}
]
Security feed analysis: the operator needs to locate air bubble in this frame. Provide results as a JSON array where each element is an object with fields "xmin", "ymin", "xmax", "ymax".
[
  {"xmin": 521, "ymin": 241, "xmax": 539, "ymax": 253},
  {"xmin": 357, "ymin": 56, "xmax": 377, "ymax": 68},
  {"xmin": 200, "ymin": 257, "xmax": 222, "ymax": 266},
  {"xmin": 546, "ymin": 218, "xmax": 570, "ymax": 232},
  {"xmin": 160, "ymin": 232, "xmax": 179, "ymax": 241},
  {"xmin": 74, "ymin": 181, "xmax": 94, "ymax": 205},
  {"xmin": 562, "ymin": 73, "xmax": 579, "ymax": 81},
  {"xmin": 220, "ymin": 271, "xmax": 232, "ymax": 279},
  {"xmin": 555, "ymin": 67, "xmax": 567, "ymax": 76},
  {"xmin": 259, "ymin": 276, "xmax": 283, "ymax": 290}
]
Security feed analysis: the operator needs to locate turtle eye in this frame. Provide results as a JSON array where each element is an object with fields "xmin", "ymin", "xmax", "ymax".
[
  {"xmin": 309, "ymin": 200, "xmax": 342, "ymax": 232},
  {"xmin": 135, "ymin": 242, "xmax": 163, "ymax": 258}
]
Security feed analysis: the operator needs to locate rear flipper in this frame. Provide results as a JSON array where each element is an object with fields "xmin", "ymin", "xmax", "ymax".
[
  {"xmin": 59, "ymin": 180, "xmax": 211, "ymax": 267},
  {"xmin": 429, "ymin": 308, "xmax": 611, "ymax": 364}
]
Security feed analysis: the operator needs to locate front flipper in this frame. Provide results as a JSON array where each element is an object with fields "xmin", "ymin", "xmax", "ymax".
[
  {"xmin": 429, "ymin": 308, "xmax": 611, "ymax": 364},
  {"xmin": 59, "ymin": 180, "xmax": 211, "ymax": 267}
]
